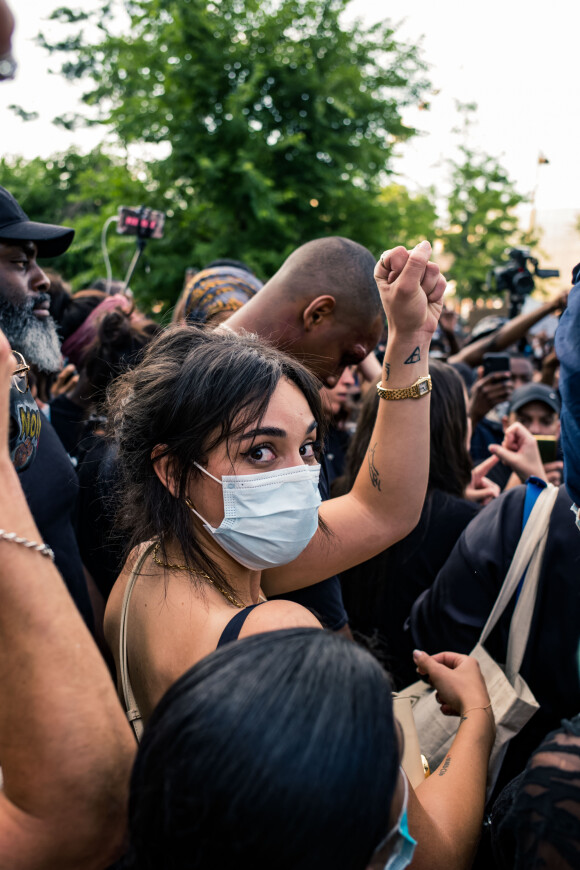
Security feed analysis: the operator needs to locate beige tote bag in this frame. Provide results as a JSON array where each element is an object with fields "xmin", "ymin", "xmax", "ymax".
[{"xmin": 396, "ymin": 482, "xmax": 558, "ymax": 796}]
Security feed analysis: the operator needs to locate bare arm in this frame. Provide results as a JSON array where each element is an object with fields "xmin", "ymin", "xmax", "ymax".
[
  {"xmin": 263, "ymin": 241, "xmax": 445, "ymax": 595},
  {"xmin": 0, "ymin": 334, "xmax": 135, "ymax": 869},
  {"xmin": 449, "ymin": 294, "xmax": 567, "ymax": 368},
  {"xmin": 406, "ymin": 651, "xmax": 495, "ymax": 870}
]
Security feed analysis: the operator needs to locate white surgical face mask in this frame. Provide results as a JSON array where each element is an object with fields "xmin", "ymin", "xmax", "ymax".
[{"xmin": 187, "ymin": 462, "xmax": 322, "ymax": 571}]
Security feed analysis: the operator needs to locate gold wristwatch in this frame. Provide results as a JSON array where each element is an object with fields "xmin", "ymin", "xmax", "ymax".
[{"xmin": 376, "ymin": 375, "xmax": 432, "ymax": 400}]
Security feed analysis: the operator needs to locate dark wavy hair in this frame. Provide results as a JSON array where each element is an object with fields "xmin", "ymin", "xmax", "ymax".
[
  {"xmin": 338, "ymin": 358, "xmax": 472, "ymax": 499},
  {"xmin": 52, "ymin": 289, "xmax": 108, "ymax": 341},
  {"xmin": 107, "ymin": 324, "xmax": 327, "ymax": 596},
  {"xmin": 123, "ymin": 628, "xmax": 400, "ymax": 870},
  {"xmin": 82, "ymin": 309, "xmax": 160, "ymax": 405}
]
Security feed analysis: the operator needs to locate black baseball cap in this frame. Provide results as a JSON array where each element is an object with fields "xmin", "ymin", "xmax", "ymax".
[
  {"xmin": 0, "ymin": 186, "xmax": 74, "ymax": 257},
  {"xmin": 508, "ymin": 383, "xmax": 561, "ymax": 416}
]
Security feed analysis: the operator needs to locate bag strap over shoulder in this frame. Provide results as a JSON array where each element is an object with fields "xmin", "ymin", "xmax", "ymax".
[
  {"xmin": 119, "ymin": 542, "xmax": 156, "ymax": 742},
  {"xmin": 478, "ymin": 483, "xmax": 559, "ymax": 654},
  {"xmin": 506, "ymin": 487, "xmax": 558, "ymax": 679},
  {"xmin": 514, "ymin": 477, "xmax": 546, "ymax": 603}
]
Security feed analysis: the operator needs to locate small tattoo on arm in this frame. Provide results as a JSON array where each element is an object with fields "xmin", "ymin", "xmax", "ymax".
[
  {"xmin": 368, "ymin": 442, "xmax": 381, "ymax": 491},
  {"xmin": 404, "ymin": 347, "xmax": 421, "ymax": 364},
  {"xmin": 438, "ymin": 755, "xmax": 451, "ymax": 777},
  {"xmin": 384, "ymin": 362, "xmax": 390, "ymax": 381}
]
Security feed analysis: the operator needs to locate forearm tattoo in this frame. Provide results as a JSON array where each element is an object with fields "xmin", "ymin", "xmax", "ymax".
[
  {"xmin": 384, "ymin": 362, "xmax": 391, "ymax": 381},
  {"xmin": 438, "ymin": 755, "xmax": 451, "ymax": 777},
  {"xmin": 368, "ymin": 442, "xmax": 381, "ymax": 491},
  {"xmin": 404, "ymin": 347, "xmax": 421, "ymax": 364}
]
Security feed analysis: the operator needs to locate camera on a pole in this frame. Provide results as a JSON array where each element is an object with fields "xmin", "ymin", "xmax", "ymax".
[{"xmin": 488, "ymin": 247, "xmax": 560, "ymax": 317}]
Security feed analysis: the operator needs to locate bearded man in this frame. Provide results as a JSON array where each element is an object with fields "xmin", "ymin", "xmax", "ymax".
[
  {"xmin": 0, "ymin": 187, "xmax": 70, "ymax": 369},
  {"xmin": 0, "ymin": 186, "xmax": 93, "ymax": 627}
]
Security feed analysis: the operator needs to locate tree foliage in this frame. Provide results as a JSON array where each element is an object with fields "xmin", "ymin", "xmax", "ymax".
[
  {"xmin": 0, "ymin": 148, "xmax": 439, "ymax": 314},
  {"xmin": 30, "ymin": 0, "xmax": 433, "ymax": 309},
  {"xmin": 2, "ymin": 9, "xmax": 530, "ymax": 311},
  {"xmin": 439, "ymin": 103, "xmax": 529, "ymax": 299},
  {"xmin": 377, "ymin": 183, "xmax": 438, "ymax": 250},
  {"xmin": 0, "ymin": 149, "xmax": 168, "ymax": 306}
]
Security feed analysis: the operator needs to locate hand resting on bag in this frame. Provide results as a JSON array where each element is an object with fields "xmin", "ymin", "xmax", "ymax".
[{"xmin": 414, "ymin": 649, "xmax": 494, "ymax": 722}]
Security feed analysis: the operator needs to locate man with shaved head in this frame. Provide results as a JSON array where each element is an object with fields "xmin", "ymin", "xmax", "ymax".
[
  {"xmin": 226, "ymin": 236, "xmax": 384, "ymax": 388},
  {"xmin": 224, "ymin": 236, "xmax": 385, "ymax": 633}
]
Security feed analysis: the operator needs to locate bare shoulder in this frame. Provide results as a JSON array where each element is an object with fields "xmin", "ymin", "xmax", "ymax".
[{"xmin": 238, "ymin": 599, "xmax": 322, "ymax": 638}]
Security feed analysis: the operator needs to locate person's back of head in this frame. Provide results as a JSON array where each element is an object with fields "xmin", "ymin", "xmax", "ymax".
[
  {"xmin": 124, "ymin": 628, "xmax": 400, "ymax": 870},
  {"xmin": 172, "ymin": 260, "xmax": 263, "ymax": 326},
  {"xmin": 82, "ymin": 308, "xmax": 160, "ymax": 406},
  {"xmin": 56, "ymin": 289, "xmax": 108, "ymax": 344},
  {"xmin": 272, "ymin": 236, "xmax": 380, "ymax": 316},
  {"xmin": 226, "ymin": 237, "xmax": 384, "ymax": 387}
]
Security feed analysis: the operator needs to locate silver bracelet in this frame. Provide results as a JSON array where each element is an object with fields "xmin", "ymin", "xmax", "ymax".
[{"xmin": 0, "ymin": 529, "xmax": 55, "ymax": 561}]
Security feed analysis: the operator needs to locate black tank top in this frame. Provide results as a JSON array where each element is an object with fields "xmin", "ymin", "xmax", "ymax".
[{"xmin": 216, "ymin": 603, "xmax": 264, "ymax": 648}]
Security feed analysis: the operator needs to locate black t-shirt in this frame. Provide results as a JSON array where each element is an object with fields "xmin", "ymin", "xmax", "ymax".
[
  {"xmin": 19, "ymin": 412, "xmax": 93, "ymax": 629},
  {"xmin": 341, "ymin": 488, "xmax": 479, "ymax": 687},
  {"xmin": 409, "ymin": 484, "xmax": 580, "ymax": 795},
  {"xmin": 49, "ymin": 394, "xmax": 86, "ymax": 456}
]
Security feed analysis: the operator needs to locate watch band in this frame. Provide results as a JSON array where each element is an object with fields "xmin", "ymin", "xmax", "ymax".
[{"xmin": 376, "ymin": 374, "xmax": 432, "ymax": 400}]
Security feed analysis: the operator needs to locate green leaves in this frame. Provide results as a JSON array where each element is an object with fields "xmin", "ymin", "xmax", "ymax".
[
  {"xmin": 28, "ymin": 0, "xmax": 433, "ymax": 311},
  {"xmin": 439, "ymin": 106, "xmax": 528, "ymax": 300}
]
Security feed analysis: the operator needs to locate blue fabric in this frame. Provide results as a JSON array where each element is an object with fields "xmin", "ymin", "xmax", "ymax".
[
  {"xmin": 522, "ymin": 477, "xmax": 546, "ymax": 528},
  {"xmin": 515, "ymin": 477, "xmax": 547, "ymax": 603},
  {"xmin": 555, "ymin": 276, "xmax": 580, "ymax": 506}
]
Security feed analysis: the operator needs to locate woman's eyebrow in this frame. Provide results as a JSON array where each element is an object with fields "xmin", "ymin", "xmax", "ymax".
[
  {"xmin": 237, "ymin": 420, "xmax": 317, "ymax": 441},
  {"xmin": 237, "ymin": 426, "xmax": 287, "ymax": 441}
]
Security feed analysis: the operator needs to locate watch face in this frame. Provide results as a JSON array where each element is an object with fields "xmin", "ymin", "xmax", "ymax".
[{"xmin": 417, "ymin": 380, "xmax": 430, "ymax": 395}]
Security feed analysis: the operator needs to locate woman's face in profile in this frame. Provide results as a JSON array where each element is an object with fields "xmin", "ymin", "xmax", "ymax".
[{"xmin": 187, "ymin": 377, "xmax": 321, "ymax": 529}]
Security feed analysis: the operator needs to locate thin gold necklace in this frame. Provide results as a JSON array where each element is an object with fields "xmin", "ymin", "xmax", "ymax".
[{"xmin": 152, "ymin": 541, "xmax": 245, "ymax": 609}]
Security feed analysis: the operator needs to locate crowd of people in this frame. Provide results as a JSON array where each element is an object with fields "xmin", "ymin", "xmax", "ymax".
[{"xmin": 1, "ymin": 2, "xmax": 580, "ymax": 868}]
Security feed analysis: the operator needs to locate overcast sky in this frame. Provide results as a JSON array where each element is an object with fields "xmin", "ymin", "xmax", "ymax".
[{"xmin": 1, "ymin": 0, "xmax": 579, "ymax": 217}]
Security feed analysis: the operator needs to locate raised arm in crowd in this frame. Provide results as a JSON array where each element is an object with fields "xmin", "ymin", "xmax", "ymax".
[{"xmin": 0, "ymin": 331, "xmax": 134, "ymax": 869}]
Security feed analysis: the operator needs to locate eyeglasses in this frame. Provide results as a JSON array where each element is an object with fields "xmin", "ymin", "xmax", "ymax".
[{"xmin": 11, "ymin": 352, "xmax": 30, "ymax": 394}]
